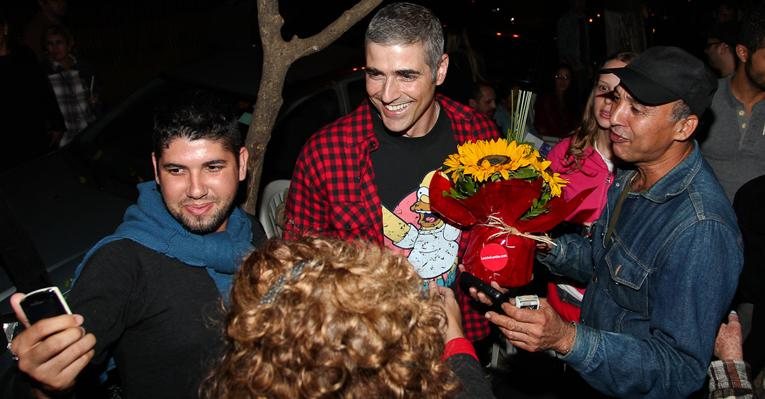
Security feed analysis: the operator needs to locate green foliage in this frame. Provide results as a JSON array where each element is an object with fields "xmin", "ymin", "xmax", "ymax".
[
  {"xmin": 445, "ymin": 173, "xmax": 478, "ymax": 199},
  {"xmin": 510, "ymin": 166, "xmax": 539, "ymax": 180},
  {"xmin": 521, "ymin": 187, "xmax": 552, "ymax": 220}
]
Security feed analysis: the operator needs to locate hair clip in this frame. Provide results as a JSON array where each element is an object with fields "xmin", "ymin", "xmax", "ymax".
[{"xmin": 259, "ymin": 260, "xmax": 307, "ymax": 305}]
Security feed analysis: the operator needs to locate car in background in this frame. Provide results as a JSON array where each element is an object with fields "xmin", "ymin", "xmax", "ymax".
[{"xmin": 0, "ymin": 49, "xmax": 365, "ymax": 313}]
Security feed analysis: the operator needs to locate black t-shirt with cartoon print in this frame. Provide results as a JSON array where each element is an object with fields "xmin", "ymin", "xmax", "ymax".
[
  {"xmin": 371, "ymin": 108, "xmax": 462, "ymax": 286},
  {"xmin": 371, "ymin": 107, "xmax": 455, "ymax": 210}
]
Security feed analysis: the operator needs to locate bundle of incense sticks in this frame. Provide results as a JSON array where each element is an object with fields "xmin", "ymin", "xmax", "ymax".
[{"xmin": 508, "ymin": 88, "xmax": 534, "ymax": 142}]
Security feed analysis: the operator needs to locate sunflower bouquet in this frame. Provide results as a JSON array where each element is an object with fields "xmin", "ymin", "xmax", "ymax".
[{"xmin": 428, "ymin": 135, "xmax": 587, "ymax": 288}]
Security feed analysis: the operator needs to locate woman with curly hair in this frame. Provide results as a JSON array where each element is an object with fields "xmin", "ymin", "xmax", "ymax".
[
  {"xmin": 201, "ymin": 237, "xmax": 494, "ymax": 399},
  {"xmin": 545, "ymin": 52, "xmax": 637, "ymax": 323}
]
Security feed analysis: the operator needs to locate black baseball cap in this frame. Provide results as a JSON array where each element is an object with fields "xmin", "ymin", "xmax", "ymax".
[{"xmin": 601, "ymin": 46, "xmax": 717, "ymax": 116}]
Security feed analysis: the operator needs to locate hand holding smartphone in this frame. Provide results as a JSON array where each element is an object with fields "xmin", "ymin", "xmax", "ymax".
[
  {"xmin": 19, "ymin": 286, "xmax": 72, "ymax": 325},
  {"xmin": 459, "ymin": 272, "xmax": 540, "ymax": 313},
  {"xmin": 459, "ymin": 272, "xmax": 514, "ymax": 313},
  {"xmin": 9, "ymin": 287, "xmax": 92, "ymax": 392}
]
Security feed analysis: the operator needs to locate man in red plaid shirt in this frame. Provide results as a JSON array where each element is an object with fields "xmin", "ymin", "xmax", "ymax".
[{"xmin": 283, "ymin": 2, "xmax": 498, "ymax": 342}]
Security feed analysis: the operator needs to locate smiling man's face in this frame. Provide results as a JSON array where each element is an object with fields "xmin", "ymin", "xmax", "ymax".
[
  {"xmin": 608, "ymin": 86, "xmax": 683, "ymax": 165},
  {"xmin": 364, "ymin": 41, "xmax": 447, "ymax": 138},
  {"xmin": 152, "ymin": 137, "xmax": 247, "ymax": 234}
]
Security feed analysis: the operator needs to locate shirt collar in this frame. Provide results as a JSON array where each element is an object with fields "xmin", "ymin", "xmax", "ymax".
[{"xmin": 625, "ymin": 141, "xmax": 702, "ymax": 203}]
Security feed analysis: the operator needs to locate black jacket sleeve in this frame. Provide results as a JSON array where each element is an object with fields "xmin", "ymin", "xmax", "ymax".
[{"xmin": 447, "ymin": 354, "xmax": 496, "ymax": 399}]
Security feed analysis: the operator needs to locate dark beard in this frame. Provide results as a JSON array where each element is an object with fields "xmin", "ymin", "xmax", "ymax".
[
  {"xmin": 745, "ymin": 59, "xmax": 765, "ymax": 91},
  {"xmin": 170, "ymin": 202, "xmax": 233, "ymax": 235}
]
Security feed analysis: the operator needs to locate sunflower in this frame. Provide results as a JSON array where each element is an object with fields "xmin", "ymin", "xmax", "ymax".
[
  {"xmin": 440, "ymin": 138, "xmax": 568, "ymax": 217},
  {"xmin": 541, "ymin": 170, "xmax": 568, "ymax": 198},
  {"xmin": 443, "ymin": 139, "xmax": 535, "ymax": 183}
]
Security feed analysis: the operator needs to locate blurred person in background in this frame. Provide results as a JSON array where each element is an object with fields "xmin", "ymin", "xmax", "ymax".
[
  {"xmin": 699, "ymin": 3, "xmax": 765, "ymax": 201},
  {"xmin": 704, "ymin": 22, "xmax": 738, "ymax": 78},
  {"xmin": 468, "ymin": 81, "xmax": 497, "ymax": 120},
  {"xmin": 0, "ymin": 7, "xmax": 64, "ymax": 171},
  {"xmin": 42, "ymin": 24, "xmax": 99, "ymax": 147},
  {"xmin": 23, "ymin": 0, "xmax": 67, "ymax": 60},
  {"xmin": 534, "ymin": 63, "xmax": 581, "ymax": 140}
]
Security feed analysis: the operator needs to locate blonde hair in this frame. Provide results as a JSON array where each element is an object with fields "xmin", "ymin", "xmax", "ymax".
[
  {"xmin": 201, "ymin": 237, "xmax": 460, "ymax": 399},
  {"xmin": 564, "ymin": 52, "xmax": 637, "ymax": 170}
]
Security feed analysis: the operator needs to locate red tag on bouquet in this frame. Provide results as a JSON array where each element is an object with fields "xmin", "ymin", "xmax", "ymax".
[{"xmin": 463, "ymin": 226, "xmax": 535, "ymax": 287}]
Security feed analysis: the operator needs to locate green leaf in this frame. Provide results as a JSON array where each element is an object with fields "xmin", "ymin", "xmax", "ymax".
[
  {"xmin": 445, "ymin": 188, "xmax": 467, "ymax": 200},
  {"xmin": 454, "ymin": 176, "xmax": 477, "ymax": 197},
  {"xmin": 511, "ymin": 167, "xmax": 539, "ymax": 180},
  {"xmin": 521, "ymin": 198, "xmax": 547, "ymax": 219}
]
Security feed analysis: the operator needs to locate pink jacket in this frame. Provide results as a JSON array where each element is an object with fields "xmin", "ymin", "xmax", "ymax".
[
  {"xmin": 547, "ymin": 137, "xmax": 613, "ymax": 224},
  {"xmin": 546, "ymin": 136, "xmax": 614, "ymax": 322}
]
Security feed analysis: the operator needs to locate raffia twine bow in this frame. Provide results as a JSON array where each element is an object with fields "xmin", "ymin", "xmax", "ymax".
[{"xmin": 481, "ymin": 215, "xmax": 557, "ymax": 247}]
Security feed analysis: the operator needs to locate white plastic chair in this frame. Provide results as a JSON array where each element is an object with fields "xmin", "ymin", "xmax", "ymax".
[{"xmin": 258, "ymin": 179, "xmax": 291, "ymax": 238}]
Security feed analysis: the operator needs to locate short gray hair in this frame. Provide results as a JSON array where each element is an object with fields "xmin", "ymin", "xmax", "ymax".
[
  {"xmin": 365, "ymin": 2, "xmax": 444, "ymax": 80},
  {"xmin": 671, "ymin": 100, "xmax": 692, "ymax": 122}
]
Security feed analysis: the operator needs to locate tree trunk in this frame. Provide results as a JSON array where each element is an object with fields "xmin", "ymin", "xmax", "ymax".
[{"xmin": 242, "ymin": 0, "xmax": 382, "ymax": 215}]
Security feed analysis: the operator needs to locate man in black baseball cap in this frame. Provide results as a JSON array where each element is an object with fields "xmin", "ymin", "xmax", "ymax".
[
  {"xmin": 603, "ymin": 46, "xmax": 716, "ymax": 171},
  {"xmin": 484, "ymin": 46, "xmax": 742, "ymax": 398},
  {"xmin": 603, "ymin": 46, "xmax": 717, "ymax": 117}
]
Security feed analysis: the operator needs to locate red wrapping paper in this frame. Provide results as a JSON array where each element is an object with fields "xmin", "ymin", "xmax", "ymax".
[{"xmin": 429, "ymin": 171, "xmax": 590, "ymax": 287}]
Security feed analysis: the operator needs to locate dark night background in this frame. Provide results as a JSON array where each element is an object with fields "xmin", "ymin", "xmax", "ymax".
[
  {"xmin": 2, "ymin": 0, "xmax": 752, "ymax": 110},
  {"xmin": 0, "ymin": 2, "xmax": 757, "ymax": 397}
]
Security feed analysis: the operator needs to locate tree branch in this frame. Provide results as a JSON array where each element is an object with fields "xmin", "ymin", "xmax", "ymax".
[
  {"xmin": 291, "ymin": 0, "xmax": 382, "ymax": 60},
  {"xmin": 242, "ymin": 0, "xmax": 382, "ymax": 215}
]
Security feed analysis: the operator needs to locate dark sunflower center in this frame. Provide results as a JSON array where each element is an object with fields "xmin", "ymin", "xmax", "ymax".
[{"xmin": 479, "ymin": 155, "xmax": 509, "ymax": 166}]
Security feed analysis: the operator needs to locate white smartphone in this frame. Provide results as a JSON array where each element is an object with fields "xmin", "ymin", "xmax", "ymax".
[{"xmin": 19, "ymin": 286, "xmax": 72, "ymax": 324}]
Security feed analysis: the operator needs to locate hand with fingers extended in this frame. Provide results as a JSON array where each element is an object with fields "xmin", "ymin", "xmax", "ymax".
[
  {"xmin": 9, "ymin": 293, "xmax": 96, "ymax": 395},
  {"xmin": 484, "ymin": 298, "xmax": 576, "ymax": 355},
  {"xmin": 428, "ymin": 281, "xmax": 464, "ymax": 341}
]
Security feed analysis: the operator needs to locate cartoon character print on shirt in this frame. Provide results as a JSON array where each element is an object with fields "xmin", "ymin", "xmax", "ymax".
[{"xmin": 383, "ymin": 171, "xmax": 460, "ymax": 286}]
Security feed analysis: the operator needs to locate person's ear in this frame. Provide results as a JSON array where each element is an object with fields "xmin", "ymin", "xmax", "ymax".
[
  {"xmin": 435, "ymin": 53, "xmax": 449, "ymax": 85},
  {"xmin": 673, "ymin": 115, "xmax": 698, "ymax": 142},
  {"xmin": 237, "ymin": 147, "xmax": 249, "ymax": 182},
  {"xmin": 151, "ymin": 152, "xmax": 160, "ymax": 184},
  {"xmin": 468, "ymin": 98, "xmax": 478, "ymax": 109},
  {"xmin": 735, "ymin": 44, "xmax": 749, "ymax": 64}
]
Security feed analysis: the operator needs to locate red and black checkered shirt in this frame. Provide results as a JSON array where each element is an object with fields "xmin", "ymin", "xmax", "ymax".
[{"xmin": 284, "ymin": 94, "xmax": 499, "ymax": 341}]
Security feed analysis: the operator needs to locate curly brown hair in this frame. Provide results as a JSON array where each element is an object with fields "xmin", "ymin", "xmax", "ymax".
[{"xmin": 201, "ymin": 237, "xmax": 460, "ymax": 399}]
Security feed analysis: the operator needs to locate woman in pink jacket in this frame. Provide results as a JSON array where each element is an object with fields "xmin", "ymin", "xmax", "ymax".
[{"xmin": 545, "ymin": 52, "xmax": 637, "ymax": 322}]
